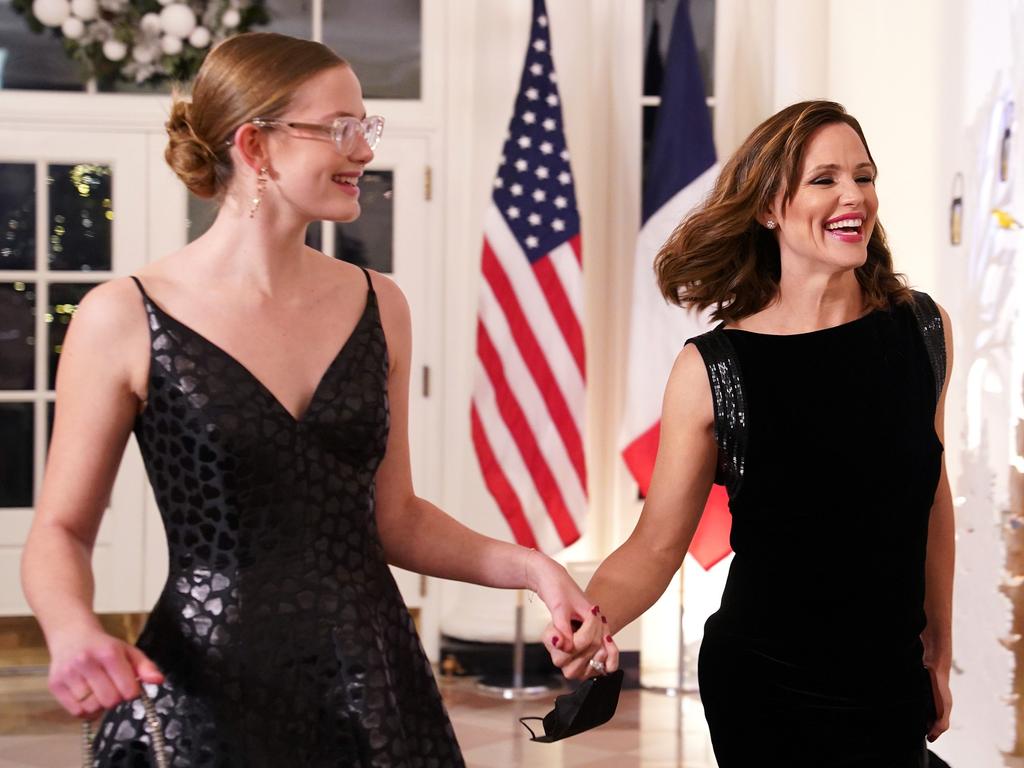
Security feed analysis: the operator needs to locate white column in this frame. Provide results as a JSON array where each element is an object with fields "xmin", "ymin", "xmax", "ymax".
[{"xmin": 771, "ymin": 0, "xmax": 828, "ymax": 111}]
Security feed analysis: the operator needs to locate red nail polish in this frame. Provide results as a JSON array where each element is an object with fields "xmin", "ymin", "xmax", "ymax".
[
  {"xmin": 552, "ymin": 637, "xmax": 560, "ymax": 647},
  {"xmin": 590, "ymin": 605, "xmax": 600, "ymax": 615},
  {"xmin": 605, "ymin": 635, "xmax": 613, "ymax": 643},
  {"xmin": 601, "ymin": 615, "xmax": 607, "ymax": 624}
]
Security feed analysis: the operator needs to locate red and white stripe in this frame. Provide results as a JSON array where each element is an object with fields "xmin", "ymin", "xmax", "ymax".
[{"xmin": 471, "ymin": 205, "xmax": 587, "ymax": 553}]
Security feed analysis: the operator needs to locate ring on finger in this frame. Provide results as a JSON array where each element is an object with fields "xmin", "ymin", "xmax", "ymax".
[
  {"xmin": 74, "ymin": 690, "xmax": 92, "ymax": 702},
  {"xmin": 587, "ymin": 658, "xmax": 606, "ymax": 675}
]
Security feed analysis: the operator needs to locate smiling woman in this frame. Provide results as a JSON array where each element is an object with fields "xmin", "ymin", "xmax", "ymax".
[{"xmin": 556, "ymin": 100, "xmax": 956, "ymax": 768}]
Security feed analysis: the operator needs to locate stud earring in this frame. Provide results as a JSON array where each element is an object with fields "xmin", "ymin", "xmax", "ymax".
[
  {"xmin": 765, "ymin": 220, "xmax": 777, "ymax": 230},
  {"xmin": 248, "ymin": 167, "xmax": 268, "ymax": 219}
]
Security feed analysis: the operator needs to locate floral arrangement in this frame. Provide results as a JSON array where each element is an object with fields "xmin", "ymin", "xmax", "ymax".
[{"xmin": 12, "ymin": 0, "xmax": 268, "ymax": 85}]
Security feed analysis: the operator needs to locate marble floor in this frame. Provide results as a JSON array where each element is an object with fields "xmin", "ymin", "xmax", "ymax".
[{"xmin": 0, "ymin": 670, "xmax": 719, "ymax": 767}]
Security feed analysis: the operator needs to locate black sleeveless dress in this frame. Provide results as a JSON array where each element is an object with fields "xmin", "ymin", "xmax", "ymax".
[
  {"xmin": 91, "ymin": 270, "xmax": 464, "ymax": 767},
  {"xmin": 689, "ymin": 292, "xmax": 945, "ymax": 768}
]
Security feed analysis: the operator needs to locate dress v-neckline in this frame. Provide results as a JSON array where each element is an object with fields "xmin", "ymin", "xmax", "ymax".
[{"xmin": 134, "ymin": 279, "xmax": 374, "ymax": 424}]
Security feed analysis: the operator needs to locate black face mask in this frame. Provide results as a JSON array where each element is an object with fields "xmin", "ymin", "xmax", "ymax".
[{"xmin": 518, "ymin": 669, "xmax": 624, "ymax": 743}]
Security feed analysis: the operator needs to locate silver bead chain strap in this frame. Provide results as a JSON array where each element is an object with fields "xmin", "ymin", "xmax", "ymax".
[{"xmin": 81, "ymin": 686, "xmax": 169, "ymax": 768}]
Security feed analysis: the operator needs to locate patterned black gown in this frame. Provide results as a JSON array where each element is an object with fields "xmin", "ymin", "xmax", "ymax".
[
  {"xmin": 689, "ymin": 292, "xmax": 946, "ymax": 768},
  {"xmin": 91, "ymin": 270, "xmax": 464, "ymax": 767}
]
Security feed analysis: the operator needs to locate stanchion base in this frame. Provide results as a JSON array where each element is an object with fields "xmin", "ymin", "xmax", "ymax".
[
  {"xmin": 476, "ymin": 675, "xmax": 557, "ymax": 700},
  {"xmin": 640, "ymin": 683, "xmax": 699, "ymax": 697}
]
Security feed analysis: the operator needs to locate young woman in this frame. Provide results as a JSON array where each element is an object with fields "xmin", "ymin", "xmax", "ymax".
[
  {"xmin": 546, "ymin": 101, "xmax": 954, "ymax": 767},
  {"xmin": 22, "ymin": 32, "xmax": 608, "ymax": 767}
]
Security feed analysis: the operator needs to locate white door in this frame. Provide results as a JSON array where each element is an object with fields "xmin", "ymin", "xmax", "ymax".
[{"xmin": 0, "ymin": 127, "xmax": 150, "ymax": 615}]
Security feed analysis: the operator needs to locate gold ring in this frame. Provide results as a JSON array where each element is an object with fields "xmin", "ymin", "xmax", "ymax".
[{"xmin": 75, "ymin": 690, "xmax": 92, "ymax": 702}]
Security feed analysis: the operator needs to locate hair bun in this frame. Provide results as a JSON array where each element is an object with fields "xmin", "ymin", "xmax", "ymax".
[{"xmin": 165, "ymin": 97, "xmax": 221, "ymax": 199}]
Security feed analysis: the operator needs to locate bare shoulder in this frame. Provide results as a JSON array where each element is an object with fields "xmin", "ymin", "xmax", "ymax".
[
  {"xmin": 365, "ymin": 269, "xmax": 411, "ymax": 330},
  {"xmin": 61, "ymin": 277, "xmax": 150, "ymax": 396},
  {"xmin": 663, "ymin": 342, "xmax": 714, "ymax": 430},
  {"xmin": 70, "ymin": 277, "xmax": 147, "ymax": 342},
  {"xmin": 365, "ymin": 270, "xmax": 408, "ymax": 311}
]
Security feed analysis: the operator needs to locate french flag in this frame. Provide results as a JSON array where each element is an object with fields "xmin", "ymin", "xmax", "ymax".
[{"xmin": 619, "ymin": 0, "xmax": 730, "ymax": 570}]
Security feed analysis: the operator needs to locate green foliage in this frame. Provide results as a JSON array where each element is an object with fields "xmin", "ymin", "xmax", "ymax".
[{"xmin": 8, "ymin": 0, "xmax": 269, "ymax": 87}]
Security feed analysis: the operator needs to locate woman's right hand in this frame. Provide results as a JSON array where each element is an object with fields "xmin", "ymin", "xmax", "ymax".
[{"xmin": 47, "ymin": 624, "xmax": 164, "ymax": 718}]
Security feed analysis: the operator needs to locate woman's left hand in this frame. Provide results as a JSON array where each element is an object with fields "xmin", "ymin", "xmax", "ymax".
[
  {"xmin": 926, "ymin": 665, "xmax": 952, "ymax": 742},
  {"xmin": 525, "ymin": 551, "xmax": 598, "ymax": 653}
]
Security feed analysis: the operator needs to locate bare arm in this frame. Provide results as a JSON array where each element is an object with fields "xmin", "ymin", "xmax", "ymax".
[
  {"xmin": 21, "ymin": 279, "xmax": 163, "ymax": 716},
  {"xmin": 547, "ymin": 343, "xmax": 717, "ymax": 678},
  {"xmin": 369, "ymin": 273, "xmax": 599, "ymax": 646},
  {"xmin": 923, "ymin": 303, "xmax": 955, "ymax": 741}
]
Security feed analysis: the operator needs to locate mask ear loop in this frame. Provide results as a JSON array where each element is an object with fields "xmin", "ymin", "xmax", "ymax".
[{"xmin": 518, "ymin": 716, "xmax": 545, "ymax": 740}]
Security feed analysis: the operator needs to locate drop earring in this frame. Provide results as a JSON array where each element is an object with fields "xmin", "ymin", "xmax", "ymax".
[{"xmin": 249, "ymin": 167, "xmax": 268, "ymax": 218}]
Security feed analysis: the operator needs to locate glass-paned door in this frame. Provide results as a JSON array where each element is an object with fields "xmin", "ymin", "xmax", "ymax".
[
  {"xmin": 0, "ymin": 129, "xmax": 149, "ymax": 615},
  {"xmin": 257, "ymin": 0, "xmax": 422, "ymax": 100}
]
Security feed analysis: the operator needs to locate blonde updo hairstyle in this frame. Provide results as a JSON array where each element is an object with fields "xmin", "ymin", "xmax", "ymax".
[{"xmin": 165, "ymin": 32, "xmax": 347, "ymax": 199}]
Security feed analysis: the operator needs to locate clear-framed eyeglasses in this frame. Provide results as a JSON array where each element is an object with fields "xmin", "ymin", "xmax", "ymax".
[{"xmin": 249, "ymin": 115, "xmax": 385, "ymax": 154}]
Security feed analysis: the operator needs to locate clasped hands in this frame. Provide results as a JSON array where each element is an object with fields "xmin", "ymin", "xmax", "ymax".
[{"xmin": 524, "ymin": 548, "xmax": 618, "ymax": 680}]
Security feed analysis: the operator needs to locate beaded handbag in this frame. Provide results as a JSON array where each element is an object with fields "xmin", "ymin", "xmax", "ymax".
[{"xmin": 81, "ymin": 686, "xmax": 169, "ymax": 768}]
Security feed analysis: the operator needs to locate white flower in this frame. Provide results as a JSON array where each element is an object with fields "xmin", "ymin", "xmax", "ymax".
[
  {"xmin": 132, "ymin": 43, "xmax": 157, "ymax": 63},
  {"xmin": 140, "ymin": 12, "xmax": 162, "ymax": 34},
  {"xmin": 69, "ymin": 0, "xmax": 96, "ymax": 19},
  {"xmin": 31, "ymin": 0, "xmax": 70, "ymax": 28},
  {"xmin": 101, "ymin": 39, "xmax": 127, "ymax": 61},
  {"xmin": 160, "ymin": 33, "xmax": 183, "ymax": 54},
  {"xmin": 60, "ymin": 15, "xmax": 84, "ymax": 38},
  {"xmin": 159, "ymin": 4, "xmax": 197, "ymax": 38},
  {"xmin": 188, "ymin": 26, "xmax": 211, "ymax": 48}
]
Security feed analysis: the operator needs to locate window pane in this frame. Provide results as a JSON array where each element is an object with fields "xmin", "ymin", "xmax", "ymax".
[
  {"xmin": 0, "ymin": 162, "xmax": 35, "ymax": 270},
  {"xmin": 186, "ymin": 193, "xmax": 219, "ymax": 242},
  {"xmin": 0, "ymin": 0, "xmax": 85, "ymax": 91},
  {"xmin": 643, "ymin": 0, "xmax": 715, "ymax": 98},
  {"xmin": 334, "ymin": 170, "xmax": 392, "ymax": 273},
  {"xmin": 323, "ymin": 0, "xmax": 421, "ymax": 100},
  {"xmin": 305, "ymin": 222, "xmax": 322, "ymax": 252},
  {"xmin": 0, "ymin": 402, "xmax": 33, "ymax": 506},
  {"xmin": 258, "ymin": 0, "xmax": 313, "ymax": 42},
  {"xmin": 47, "ymin": 282, "xmax": 96, "ymax": 389},
  {"xmin": 0, "ymin": 281, "xmax": 35, "ymax": 390},
  {"xmin": 48, "ymin": 164, "xmax": 112, "ymax": 271},
  {"xmin": 187, "ymin": 192, "xmax": 320, "ymax": 247}
]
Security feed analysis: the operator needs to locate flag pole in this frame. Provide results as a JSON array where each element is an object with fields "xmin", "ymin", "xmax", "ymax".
[
  {"xmin": 641, "ymin": 562, "xmax": 697, "ymax": 696},
  {"xmin": 476, "ymin": 589, "xmax": 553, "ymax": 699}
]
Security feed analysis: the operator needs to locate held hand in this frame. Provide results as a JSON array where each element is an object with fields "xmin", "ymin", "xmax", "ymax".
[
  {"xmin": 541, "ymin": 611, "xmax": 619, "ymax": 681},
  {"xmin": 523, "ymin": 551, "xmax": 620, "ymax": 679},
  {"xmin": 47, "ymin": 624, "xmax": 164, "ymax": 719},
  {"xmin": 524, "ymin": 551, "xmax": 593, "ymax": 653},
  {"xmin": 926, "ymin": 665, "xmax": 952, "ymax": 742}
]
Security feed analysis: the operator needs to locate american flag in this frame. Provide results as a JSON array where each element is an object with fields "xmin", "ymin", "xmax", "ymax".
[{"xmin": 471, "ymin": 0, "xmax": 586, "ymax": 555}]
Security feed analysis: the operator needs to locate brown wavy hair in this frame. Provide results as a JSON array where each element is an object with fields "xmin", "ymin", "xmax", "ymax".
[
  {"xmin": 165, "ymin": 32, "xmax": 347, "ymax": 199},
  {"xmin": 654, "ymin": 100, "xmax": 911, "ymax": 323}
]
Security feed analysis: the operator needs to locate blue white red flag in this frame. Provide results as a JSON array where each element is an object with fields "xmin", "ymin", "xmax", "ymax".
[{"xmin": 619, "ymin": 1, "xmax": 730, "ymax": 569}]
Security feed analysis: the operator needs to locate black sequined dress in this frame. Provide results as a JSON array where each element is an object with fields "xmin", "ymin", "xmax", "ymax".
[
  {"xmin": 688, "ymin": 292, "xmax": 946, "ymax": 768},
  {"xmin": 92, "ymin": 270, "xmax": 464, "ymax": 767}
]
